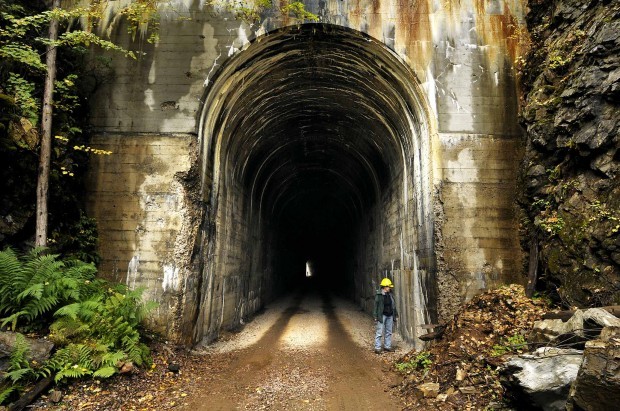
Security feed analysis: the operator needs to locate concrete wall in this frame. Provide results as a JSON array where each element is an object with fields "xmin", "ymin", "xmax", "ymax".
[
  {"xmin": 85, "ymin": 0, "xmax": 526, "ymax": 345},
  {"xmin": 85, "ymin": 134, "xmax": 199, "ymax": 339}
]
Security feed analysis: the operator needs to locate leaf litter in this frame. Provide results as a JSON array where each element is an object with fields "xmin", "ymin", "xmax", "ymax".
[{"xmin": 393, "ymin": 284, "xmax": 549, "ymax": 410}]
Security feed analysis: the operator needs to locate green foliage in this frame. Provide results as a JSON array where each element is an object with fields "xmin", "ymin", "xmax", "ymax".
[
  {"xmin": 491, "ymin": 333, "xmax": 527, "ymax": 357},
  {"xmin": 0, "ymin": 248, "xmax": 97, "ymax": 331},
  {"xmin": 46, "ymin": 284, "xmax": 154, "ymax": 383},
  {"xmin": 0, "ymin": 249, "xmax": 155, "ymax": 403},
  {"xmin": 395, "ymin": 351, "xmax": 433, "ymax": 373},
  {"xmin": 49, "ymin": 286, "xmax": 154, "ymax": 371},
  {"xmin": 547, "ymin": 52, "xmax": 569, "ymax": 70},
  {"xmin": 120, "ymin": 0, "xmax": 163, "ymax": 44},
  {"xmin": 0, "ymin": 43, "xmax": 46, "ymax": 71},
  {"xmin": 55, "ymin": 31, "xmax": 136, "ymax": 59},
  {"xmin": 5, "ymin": 73, "xmax": 39, "ymax": 125},
  {"xmin": 532, "ymin": 196, "xmax": 564, "ymax": 237},
  {"xmin": 0, "ymin": 333, "xmax": 50, "ymax": 403},
  {"xmin": 213, "ymin": 0, "xmax": 318, "ymax": 24},
  {"xmin": 588, "ymin": 200, "xmax": 619, "ymax": 225},
  {"xmin": 0, "ymin": 1, "xmax": 129, "ymax": 256},
  {"xmin": 49, "ymin": 212, "xmax": 101, "ymax": 265},
  {"xmin": 281, "ymin": 1, "xmax": 319, "ymax": 21}
]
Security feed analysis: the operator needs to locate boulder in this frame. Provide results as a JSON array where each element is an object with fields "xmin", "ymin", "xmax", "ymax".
[
  {"xmin": 48, "ymin": 390, "xmax": 63, "ymax": 404},
  {"xmin": 0, "ymin": 331, "xmax": 54, "ymax": 371},
  {"xmin": 501, "ymin": 347, "xmax": 584, "ymax": 411},
  {"xmin": 567, "ymin": 327, "xmax": 620, "ymax": 411},
  {"xmin": 530, "ymin": 308, "xmax": 620, "ymax": 345}
]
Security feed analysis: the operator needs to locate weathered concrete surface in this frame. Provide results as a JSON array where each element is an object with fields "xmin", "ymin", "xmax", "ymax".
[
  {"xmin": 86, "ymin": 134, "xmax": 200, "ymax": 338},
  {"xmin": 85, "ymin": 0, "xmax": 527, "ymax": 345}
]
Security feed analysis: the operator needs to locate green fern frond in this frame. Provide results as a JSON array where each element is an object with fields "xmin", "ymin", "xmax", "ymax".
[
  {"xmin": 0, "ymin": 251, "xmax": 155, "ymax": 386},
  {"xmin": 0, "ymin": 385, "xmax": 20, "ymax": 404},
  {"xmin": 16, "ymin": 283, "xmax": 44, "ymax": 302},
  {"xmin": 35, "ymin": 366, "xmax": 53, "ymax": 379},
  {"xmin": 49, "ymin": 316, "xmax": 85, "ymax": 344},
  {"xmin": 100, "ymin": 351, "xmax": 125, "ymax": 367},
  {"xmin": 126, "ymin": 343, "xmax": 150, "ymax": 366},
  {"xmin": 77, "ymin": 345, "xmax": 94, "ymax": 368},
  {"xmin": 54, "ymin": 366, "xmax": 91, "ymax": 383},
  {"xmin": 6, "ymin": 368, "xmax": 32, "ymax": 383},
  {"xmin": 54, "ymin": 302, "xmax": 81, "ymax": 320},
  {"xmin": 23, "ymin": 295, "xmax": 59, "ymax": 321},
  {"xmin": 8, "ymin": 333, "xmax": 30, "ymax": 370},
  {"xmin": 94, "ymin": 342, "xmax": 112, "ymax": 353},
  {"xmin": 1, "ymin": 311, "xmax": 28, "ymax": 331},
  {"xmin": 92, "ymin": 366, "xmax": 117, "ymax": 379},
  {"xmin": 76, "ymin": 298, "xmax": 103, "ymax": 321}
]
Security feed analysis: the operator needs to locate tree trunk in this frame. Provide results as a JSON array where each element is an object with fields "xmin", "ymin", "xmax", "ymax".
[
  {"xmin": 35, "ymin": 0, "xmax": 61, "ymax": 247},
  {"xmin": 7, "ymin": 376, "xmax": 53, "ymax": 411},
  {"xmin": 526, "ymin": 233, "xmax": 539, "ymax": 298}
]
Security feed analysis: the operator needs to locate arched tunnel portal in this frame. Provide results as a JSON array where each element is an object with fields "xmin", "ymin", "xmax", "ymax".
[{"xmin": 193, "ymin": 24, "xmax": 436, "ymax": 346}]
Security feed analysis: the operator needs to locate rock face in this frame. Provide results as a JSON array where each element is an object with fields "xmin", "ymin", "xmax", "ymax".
[
  {"xmin": 568, "ymin": 327, "xmax": 620, "ymax": 411},
  {"xmin": 501, "ymin": 347, "xmax": 584, "ymax": 411},
  {"xmin": 520, "ymin": 0, "xmax": 620, "ymax": 306}
]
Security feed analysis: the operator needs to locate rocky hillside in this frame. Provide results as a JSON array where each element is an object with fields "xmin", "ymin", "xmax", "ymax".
[{"xmin": 519, "ymin": 0, "xmax": 620, "ymax": 307}]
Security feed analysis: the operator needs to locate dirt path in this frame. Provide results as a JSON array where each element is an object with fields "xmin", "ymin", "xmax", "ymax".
[{"xmin": 182, "ymin": 289, "xmax": 405, "ymax": 410}]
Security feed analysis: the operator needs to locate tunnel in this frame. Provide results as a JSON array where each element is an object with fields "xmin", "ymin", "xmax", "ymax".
[{"xmin": 193, "ymin": 24, "xmax": 436, "ymax": 346}]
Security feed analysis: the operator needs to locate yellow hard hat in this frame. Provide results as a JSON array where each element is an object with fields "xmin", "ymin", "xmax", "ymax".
[{"xmin": 380, "ymin": 278, "xmax": 394, "ymax": 287}]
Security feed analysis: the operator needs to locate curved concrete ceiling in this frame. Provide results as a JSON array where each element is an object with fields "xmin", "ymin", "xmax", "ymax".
[{"xmin": 200, "ymin": 24, "xmax": 427, "ymax": 225}]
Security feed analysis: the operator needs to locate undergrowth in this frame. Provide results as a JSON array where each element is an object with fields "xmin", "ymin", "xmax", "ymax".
[
  {"xmin": 0, "ymin": 248, "xmax": 155, "ymax": 404},
  {"xmin": 395, "ymin": 351, "xmax": 433, "ymax": 373}
]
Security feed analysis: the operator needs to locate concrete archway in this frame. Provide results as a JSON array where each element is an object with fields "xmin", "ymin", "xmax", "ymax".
[{"xmin": 193, "ymin": 24, "xmax": 436, "ymax": 346}]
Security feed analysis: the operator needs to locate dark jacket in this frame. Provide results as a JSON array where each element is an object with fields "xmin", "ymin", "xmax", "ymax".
[{"xmin": 374, "ymin": 290, "xmax": 397, "ymax": 323}]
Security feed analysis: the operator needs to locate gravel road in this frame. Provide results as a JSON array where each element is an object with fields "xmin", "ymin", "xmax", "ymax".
[{"xmin": 184, "ymin": 287, "xmax": 409, "ymax": 410}]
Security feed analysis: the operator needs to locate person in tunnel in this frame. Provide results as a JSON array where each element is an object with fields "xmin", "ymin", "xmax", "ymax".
[{"xmin": 374, "ymin": 277, "xmax": 397, "ymax": 354}]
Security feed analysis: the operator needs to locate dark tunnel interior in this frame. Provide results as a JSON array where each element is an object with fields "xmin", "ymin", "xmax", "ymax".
[
  {"xmin": 229, "ymin": 26, "xmax": 401, "ymax": 295},
  {"xmin": 197, "ymin": 24, "xmax": 430, "ymax": 338}
]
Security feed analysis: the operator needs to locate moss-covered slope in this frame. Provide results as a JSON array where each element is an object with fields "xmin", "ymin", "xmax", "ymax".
[{"xmin": 520, "ymin": 0, "xmax": 620, "ymax": 306}]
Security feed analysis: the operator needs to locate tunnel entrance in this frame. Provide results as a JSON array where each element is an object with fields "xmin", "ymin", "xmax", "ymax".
[{"xmin": 194, "ymin": 24, "xmax": 435, "ymax": 346}]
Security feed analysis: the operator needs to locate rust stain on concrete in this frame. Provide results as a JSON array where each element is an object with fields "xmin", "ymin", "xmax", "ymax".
[
  {"xmin": 396, "ymin": 0, "xmax": 432, "ymax": 80},
  {"xmin": 474, "ymin": 0, "xmax": 528, "ymax": 65}
]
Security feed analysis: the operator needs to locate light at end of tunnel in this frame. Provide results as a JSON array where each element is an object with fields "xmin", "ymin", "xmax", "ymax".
[{"xmin": 306, "ymin": 260, "xmax": 313, "ymax": 278}]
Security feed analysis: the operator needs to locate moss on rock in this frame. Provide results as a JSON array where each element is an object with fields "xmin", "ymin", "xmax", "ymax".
[{"xmin": 519, "ymin": 0, "xmax": 620, "ymax": 307}]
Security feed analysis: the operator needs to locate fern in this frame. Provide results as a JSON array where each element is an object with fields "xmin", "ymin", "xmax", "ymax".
[
  {"xmin": 0, "ymin": 248, "xmax": 155, "ymax": 398},
  {"xmin": 0, "ymin": 248, "xmax": 97, "ymax": 330},
  {"xmin": 54, "ymin": 366, "xmax": 91, "ymax": 382},
  {"xmin": 0, "ymin": 386, "xmax": 19, "ymax": 404},
  {"xmin": 0, "ymin": 310, "xmax": 28, "ymax": 331},
  {"xmin": 0, "ymin": 333, "xmax": 41, "ymax": 404},
  {"xmin": 92, "ymin": 366, "xmax": 117, "ymax": 379},
  {"xmin": 47, "ymin": 344, "xmax": 94, "ymax": 383},
  {"xmin": 8, "ymin": 334, "xmax": 31, "ymax": 373},
  {"xmin": 16, "ymin": 283, "xmax": 44, "ymax": 301},
  {"xmin": 54, "ymin": 302, "xmax": 81, "ymax": 320},
  {"xmin": 5, "ymin": 368, "xmax": 31, "ymax": 383},
  {"xmin": 100, "ymin": 351, "xmax": 126, "ymax": 367}
]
